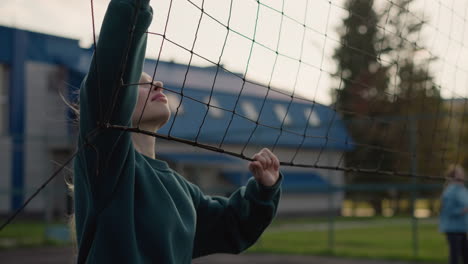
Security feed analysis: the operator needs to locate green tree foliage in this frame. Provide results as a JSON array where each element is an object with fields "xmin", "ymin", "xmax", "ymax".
[
  {"xmin": 381, "ymin": 0, "xmax": 445, "ymax": 180},
  {"xmin": 442, "ymin": 99, "xmax": 468, "ymax": 171},
  {"xmin": 333, "ymin": 0, "xmax": 444, "ymax": 215},
  {"xmin": 333, "ymin": 0, "xmax": 392, "ymax": 215},
  {"xmin": 334, "ymin": 0, "xmax": 388, "ymax": 118},
  {"xmin": 333, "ymin": 0, "xmax": 391, "ymax": 177}
]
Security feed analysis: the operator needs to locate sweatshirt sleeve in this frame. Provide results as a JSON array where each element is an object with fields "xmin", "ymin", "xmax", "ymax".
[
  {"xmin": 80, "ymin": 0, "xmax": 152, "ymax": 136},
  {"xmin": 77, "ymin": 0, "xmax": 152, "ymax": 201},
  {"xmin": 188, "ymin": 174, "xmax": 282, "ymax": 258}
]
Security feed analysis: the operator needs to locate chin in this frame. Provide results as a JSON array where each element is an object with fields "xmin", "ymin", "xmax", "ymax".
[
  {"xmin": 156, "ymin": 116, "xmax": 170, "ymax": 130},
  {"xmin": 151, "ymin": 111, "xmax": 171, "ymax": 130},
  {"xmin": 132, "ymin": 105, "xmax": 171, "ymax": 130}
]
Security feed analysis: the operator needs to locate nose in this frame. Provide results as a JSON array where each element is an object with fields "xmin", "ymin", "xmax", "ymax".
[{"xmin": 152, "ymin": 81, "xmax": 164, "ymax": 92}]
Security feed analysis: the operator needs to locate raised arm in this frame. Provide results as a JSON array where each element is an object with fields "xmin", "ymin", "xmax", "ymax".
[
  {"xmin": 76, "ymin": 0, "xmax": 153, "ymax": 205},
  {"xmin": 80, "ymin": 0, "xmax": 153, "ymax": 136}
]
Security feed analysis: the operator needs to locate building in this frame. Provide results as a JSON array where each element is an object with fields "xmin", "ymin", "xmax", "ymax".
[{"xmin": 0, "ymin": 26, "xmax": 352, "ymax": 217}]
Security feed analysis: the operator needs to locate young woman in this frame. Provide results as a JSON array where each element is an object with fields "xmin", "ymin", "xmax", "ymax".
[
  {"xmin": 439, "ymin": 165, "xmax": 468, "ymax": 264},
  {"xmin": 73, "ymin": 0, "xmax": 282, "ymax": 263}
]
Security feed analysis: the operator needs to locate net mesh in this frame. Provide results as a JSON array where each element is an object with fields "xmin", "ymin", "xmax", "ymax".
[
  {"xmin": 2, "ymin": 0, "xmax": 468, "ymax": 230},
  {"xmin": 126, "ymin": 0, "xmax": 468, "ymax": 180}
]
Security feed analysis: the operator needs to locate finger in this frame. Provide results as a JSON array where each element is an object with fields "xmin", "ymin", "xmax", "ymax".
[
  {"xmin": 264, "ymin": 148, "xmax": 280, "ymax": 168},
  {"xmin": 252, "ymin": 153, "xmax": 266, "ymax": 169},
  {"xmin": 273, "ymin": 157, "xmax": 280, "ymax": 171},
  {"xmin": 249, "ymin": 161, "xmax": 263, "ymax": 177},
  {"xmin": 260, "ymin": 152, "xmax": 273, "ymax": 169},
  {"xmin": 249, "ymin": 161, "xmax": 262, "ymax": 172},
  {"xmin": 269, "ymin": 154, "xmax": 279, "ymax": 171},
  {"xmin": 261, "ymin": 148, "xmax": 275, "ymax": 168},
  {"xmin": 263, "ymin": 149, "xmax": 280, "ymax": 171},
  {"xmin": 262, "ymin": 148, "xmax": 274, "ymax": 159}
]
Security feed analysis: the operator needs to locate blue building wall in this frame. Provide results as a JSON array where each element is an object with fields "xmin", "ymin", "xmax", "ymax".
[
  {"xmin": 74, "ymin": 47, "xmax": 353, "ymax": 150},
  {"xmin": 0, "ymin": 25, "xmax": 352, "ymax": 212},
  {"xmin": 0, "ymin": 26, "xmax": 82, "ymax": 210}
]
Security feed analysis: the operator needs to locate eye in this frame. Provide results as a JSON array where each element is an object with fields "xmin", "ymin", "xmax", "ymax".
[{"xmin": 140, "ymin": 83, "xmax": 151, "ymax": 90}]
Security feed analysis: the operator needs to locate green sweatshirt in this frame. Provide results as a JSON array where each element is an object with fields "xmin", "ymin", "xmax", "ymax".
[{"xmin": 73, "ymin": 0, "xmax": 282, "ymax": 263}]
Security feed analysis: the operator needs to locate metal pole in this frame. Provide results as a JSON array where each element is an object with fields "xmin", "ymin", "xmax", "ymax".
[
  {"xmin": 410, "ymin": 117, "xmax": 419, "ymax": 257},
  {"xmin": 327, "ymin": 173, "xmax": 335, "ymax": 252}
]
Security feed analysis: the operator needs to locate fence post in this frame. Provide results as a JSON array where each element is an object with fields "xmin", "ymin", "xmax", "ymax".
[
  {"xmin": 327, "ymin": 177, "xmax": 335, "ymax": 252},
  {"xmin": 410, "ymin": 117, "xmax": 419, "ymax": 258}
]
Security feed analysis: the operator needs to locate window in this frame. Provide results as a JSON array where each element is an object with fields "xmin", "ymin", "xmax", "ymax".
[
  {"xmin": 241, "ymin": 101, "xmax": 258, "ymax": 121},
  {"xmin": 274, "ymin": 104, "xmax": 292, "ymax": 126},
  {"xmin": 206, "ymin": 97, "xmax": 224, "ymax": 119},
  {"xmin": 304, "ymin": 108, "xmax": 320, "ymax": 127},
  {"xmin": 0, "ymin": 65, "xmax": 9, "ymax": 134}
]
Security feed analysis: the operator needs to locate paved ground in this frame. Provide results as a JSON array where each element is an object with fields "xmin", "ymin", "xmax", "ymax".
[
  {"xmin": 194, "ymin": 254, "xmax": 421, "ymax": 264},
  {"xmin": 0, "ymin": 247, "xmax": 426, "ymax": 264}
]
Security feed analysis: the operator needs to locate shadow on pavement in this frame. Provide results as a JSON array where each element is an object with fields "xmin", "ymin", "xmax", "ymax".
[{"xmin": 0, "ymin": 247, "xmax": 426, "ymax": 264}]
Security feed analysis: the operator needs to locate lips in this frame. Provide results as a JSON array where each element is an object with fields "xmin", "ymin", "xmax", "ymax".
[{"xmin": 151, "ymin": 93, "xmax": 167, "ymax": 102}]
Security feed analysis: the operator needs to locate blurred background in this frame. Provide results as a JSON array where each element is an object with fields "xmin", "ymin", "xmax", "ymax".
[{"xmin": 1, "ymin": 0, "xmax": 468, "ymax": 263}]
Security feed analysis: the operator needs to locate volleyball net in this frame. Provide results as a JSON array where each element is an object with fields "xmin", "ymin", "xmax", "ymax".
[
  {"xmin": 128, "ymin": 0, "xmax": 468, "ymax": 181},
  {"xmin": 1, "ymin": 0, "xmax": 468, "ymax": 230}
]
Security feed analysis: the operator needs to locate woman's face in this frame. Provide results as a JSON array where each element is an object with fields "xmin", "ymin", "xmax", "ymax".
[
  {"xmin": 454, "ymin": 167, "xmax": 466, "ymax": 182},
  {"xmin": 132, "ymin": 72, "xmax": 171, "ymax": 130}
]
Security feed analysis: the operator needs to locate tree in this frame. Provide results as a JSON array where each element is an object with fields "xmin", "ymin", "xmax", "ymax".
[
  {"xmin": 333, "ymin": 0, "xmax": 393, "ymax": 215},
  {"xmin": 436, "ymin": 99, "xmax": 468, "ymax": 174},
  {"xmin": 333, "ymin": 0, "xmax": 444, "ymax": 215},
  {"xmin": 334, "ymin": 0, "xmax": 388, "ymax": 117},
  {"xmin": 382, "ymin": 0, "xmax": 445, "ymax": 179}
]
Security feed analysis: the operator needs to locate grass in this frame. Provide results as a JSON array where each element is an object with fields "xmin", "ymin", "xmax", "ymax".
[
  {"xmin": 1, "ymin": 217, "xmax": 447, "ymax": 263},
  {"xmin": 269, "ymin": 215, "xmax": 409, "ymax": 227},
  {"xmin": 0, "ymin": 220, "xmax": 70, "ymax": 250},
  {"xmin": 250, "ymin": 219, "xmax": 447, "ymax": 263}
]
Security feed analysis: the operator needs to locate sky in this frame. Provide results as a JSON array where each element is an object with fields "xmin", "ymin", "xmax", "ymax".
[{"xmin": 1, "ymin": 0, "xmax": 467, "ymax": 105}]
